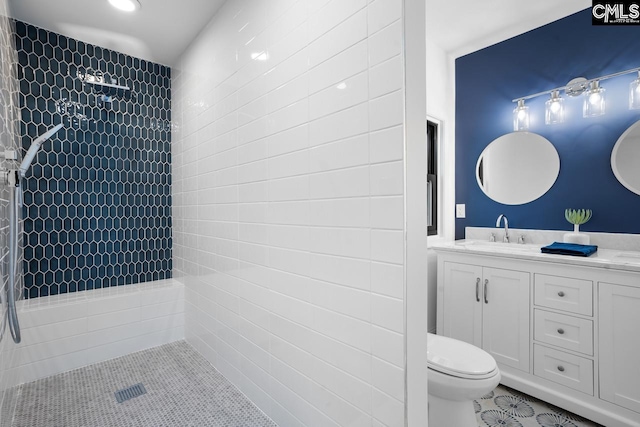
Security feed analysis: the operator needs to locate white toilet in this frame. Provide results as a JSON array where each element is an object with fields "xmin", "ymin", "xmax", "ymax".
[{"xmin": 427, "ymin": 333, "xmax": 501, "ymax": 427}]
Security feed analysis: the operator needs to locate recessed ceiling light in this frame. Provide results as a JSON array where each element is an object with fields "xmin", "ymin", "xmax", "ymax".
[{"xmin": 108, "ymin": 0, "xmax": 141, "ymax": 12}]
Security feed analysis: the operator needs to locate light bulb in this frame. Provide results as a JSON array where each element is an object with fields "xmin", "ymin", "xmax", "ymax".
[
  {"xmin": 589, "ymin": 92, "xmax": 601, "ymax": 105},
  {"xmin": 512, "ymin": 99, "xmax": 529, "ymax": 131},
  {"xmin": 545, "ymin": 91, "xmax": 564, "ymax": 125},
  {"xmin": 583, "ymin": 81, "xmax": 605, "ymax": 118}
]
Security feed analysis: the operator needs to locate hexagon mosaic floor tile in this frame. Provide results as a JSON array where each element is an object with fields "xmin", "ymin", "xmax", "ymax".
[
  {"xmin": 12, "ymin": 341, "xmax": 277, "ymax": 427},
  {"xmin": 475, "ymin": 385, "xmax": 604, "ymax": 427},
  {"xmin": 11, "ymin": 340, "xmax": 610, "ymax": 427}
]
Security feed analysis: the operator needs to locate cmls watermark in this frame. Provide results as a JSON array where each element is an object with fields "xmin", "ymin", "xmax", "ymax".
[{"xmin": 592, "ymin": 1, "xmax": 640, "ymax": 24}]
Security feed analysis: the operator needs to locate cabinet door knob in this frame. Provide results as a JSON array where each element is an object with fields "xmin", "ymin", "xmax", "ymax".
[
  {"xmin": 476, "ymin": 278, "xmax": 480, "ymax": 302},
  {"xmin": 558, "ymin": 291, "xmax": 565, "ymax": 297},
  {"xmin": 557, "ymin": 366, "xmax": 565, "ymax": 372},
  {"xmin": 557, "ymin": 328, "xmax": 565, "ymax": 335}
]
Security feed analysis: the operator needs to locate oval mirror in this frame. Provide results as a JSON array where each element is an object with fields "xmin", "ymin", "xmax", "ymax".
[
  {"xmin": 476, "ymin": 132, "xmax": 560, "ymax": 205},
  {"xmin": 611, "ymin": 119, "xmax": 640, "ymax": 195}
]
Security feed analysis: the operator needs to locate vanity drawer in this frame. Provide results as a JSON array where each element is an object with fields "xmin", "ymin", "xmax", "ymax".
[
  {"xmin": 534, "ymin": 344, "xmax": 593, "ymax": 395},
  {"xmin": 534, "ymin": 309, "xmax": 593, "ymax": 355},
  {"xmin": 534, "ymin": 274, "xmax": 593, "ymax": 316}
]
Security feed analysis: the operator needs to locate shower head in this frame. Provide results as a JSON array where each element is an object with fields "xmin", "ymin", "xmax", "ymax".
[{"xmin": 19, "ymin": 124, "xmax": 63, "ymax": 178}]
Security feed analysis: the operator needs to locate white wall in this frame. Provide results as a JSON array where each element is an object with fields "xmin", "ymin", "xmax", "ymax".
[
  {"xmin": 404, "ymin": 1, "xmax": 428, "ymax": 423},
  {"xmin": 172, "ymin": 0, "xmax": 412, "ymax": 425},
  {"xmin": 426, "ymin": 36, "xmax": 455, "ymax": 333},
  {"xmin": 426, "ymin": 38, "xmax": 449, "ymax": 122}
]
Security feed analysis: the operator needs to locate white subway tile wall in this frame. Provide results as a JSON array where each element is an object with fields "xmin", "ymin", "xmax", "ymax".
[
  {"xmin": 172, "ymin": 0, "xmax": 405, "ymax": 425},
  {"xmin": 0, "ymin": 0, "xmax": 22, "ymax": 423}
]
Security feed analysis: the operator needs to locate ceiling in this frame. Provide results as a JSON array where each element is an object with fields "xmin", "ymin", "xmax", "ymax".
[
  {"xmin": 7, "ymin": 0, "xmax": 227, "ymax": 66},
  {"xmin": 427, "ymin": 0, "xmax": 592, "ymax": 57},
  {"xmin": 8, "ymin": 0, "xmax": 593, "ymax": 67}
]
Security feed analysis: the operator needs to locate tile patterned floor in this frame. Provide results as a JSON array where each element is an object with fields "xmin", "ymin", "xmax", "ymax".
[
  {"xmin": 475, "ymin": 385, "xmax": 604, "ymax": 427},
  {"xmin": 10, "ymin": 341, "xmax": 608, "ymax": 427},
  {"xmin": 11, "ymin": 341, "xmax": 278, "ymax": 427}
]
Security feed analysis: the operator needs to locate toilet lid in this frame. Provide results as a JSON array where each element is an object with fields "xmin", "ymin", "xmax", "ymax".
[{"xmin": 427, "ymin": 334, "xmax": 498, "ymax": 379}]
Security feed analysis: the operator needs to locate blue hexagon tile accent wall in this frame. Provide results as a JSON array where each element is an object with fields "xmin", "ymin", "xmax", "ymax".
[{"xmin": 13, "ymin": 20, "xmax": 172, "ymax": 298}]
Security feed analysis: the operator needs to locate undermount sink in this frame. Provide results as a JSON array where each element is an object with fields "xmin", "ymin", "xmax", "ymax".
[{"xmin": 456, "ymin": 240, "xmax": 541, "ymax": 253}]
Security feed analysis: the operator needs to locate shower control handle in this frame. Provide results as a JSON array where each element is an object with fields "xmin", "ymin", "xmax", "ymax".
[
  {"xmin": 476, "ymin": 278, "xmax": 480, "ymax": 302},
  {"xmin": 484, "ymin": 279, "xmax": 489, "ymax": 304},
  {"xmin": 0, "ymin": 169, "xmax": 18, "ymax": 187}
]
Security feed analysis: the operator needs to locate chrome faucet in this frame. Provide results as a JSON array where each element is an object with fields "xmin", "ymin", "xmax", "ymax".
[{"xmin": 496, "ymin": 214, "xmax": 509, "ymax": 243}]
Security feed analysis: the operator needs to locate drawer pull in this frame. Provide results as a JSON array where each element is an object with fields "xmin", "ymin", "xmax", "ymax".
[
  {"xmin": 476, "ymin": 278, "xmax": 480, "ymax": 302},
  {"xmin": 558, "ymin": 291, "xmax": 565, "ymax": 297},
  {"xmin": 557, "ymin": 366, "xmax": 565, "ymax": 372},
  {"xmin": 557, "ymin": 328, "xmax": 565, "ymax": 335}
]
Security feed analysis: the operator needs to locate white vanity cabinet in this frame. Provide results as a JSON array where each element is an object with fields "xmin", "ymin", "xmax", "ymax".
[
  {"xmin": 435, "ymin": 246, "xmax": 640, "ymax": 427},
  {"xmin": 599, "ymin": 281, "xmax": 640, "ymax": 414},
  {"xmin": 531, "ymin": 273, "xmax": 596, "ymax": 396},
  {"xmin": 442, "ymin": 262, "xmax": 530, "ymax": 372}
]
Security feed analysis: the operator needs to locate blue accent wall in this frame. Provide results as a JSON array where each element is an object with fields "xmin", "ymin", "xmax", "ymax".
[
  {"xmin": 14, "ymin": 21, "xmax": 172, "ymax": 298},
  {"xmin": 455, "ymin": 9, "xmax": 640, "ymax": 239}
]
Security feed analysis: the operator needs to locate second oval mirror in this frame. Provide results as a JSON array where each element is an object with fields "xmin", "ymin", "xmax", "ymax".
[
  {"xmin": 476, "ymin": 132, "xmax": 560, "ymax": 205},
  {"xmin": 611, "ymin": 119, "xmax": 640, "ymax": 195}
]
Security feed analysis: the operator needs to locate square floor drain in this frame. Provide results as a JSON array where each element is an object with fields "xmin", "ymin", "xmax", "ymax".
[{"xmin": 114, "ymin": 383, "xmax": 147, "ymax": 403}]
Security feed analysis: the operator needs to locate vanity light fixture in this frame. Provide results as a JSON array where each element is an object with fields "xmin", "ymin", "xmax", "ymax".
[
  {"xmin": 108, "ymin": 0, "xmax": 141, "ymax": 12},
  {"xmin": 545, "ymin": 90, "xmax": 564, "ymax": 124},
  {"xmin": 512, "ymin": 65, "xmax": 640, "ymax": 125},
  {"xmin": 583, "ymin": 81, "xmax": 606, "ymax": 117},
  {"xmin": 512, "ymin": 99, "xmax": 529, "ymax": 131},
  {"xmin": 630, "ymin": 71, "xmax": 640, "ymax": 110}
]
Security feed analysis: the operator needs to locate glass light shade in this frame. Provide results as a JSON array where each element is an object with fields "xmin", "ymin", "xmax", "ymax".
[
  {"xmin": 545, "ymin": 91, "xmax": 564, "ymax": 125},
  {"xmin": 630, "ymin": 72, "xmax": 640, "ymax": 110},
  {"xmin": 513, "ymin": 99, "xmax": 529, "ymax": 131},
  {"xmin": 583, "ymin": 81, "xmax": 605, "ymax": 117}
]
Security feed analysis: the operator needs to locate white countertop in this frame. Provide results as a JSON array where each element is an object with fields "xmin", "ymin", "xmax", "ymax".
[{"xmin": 431, "ymin": 239, "xmax": 640, "ymax": 273}]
